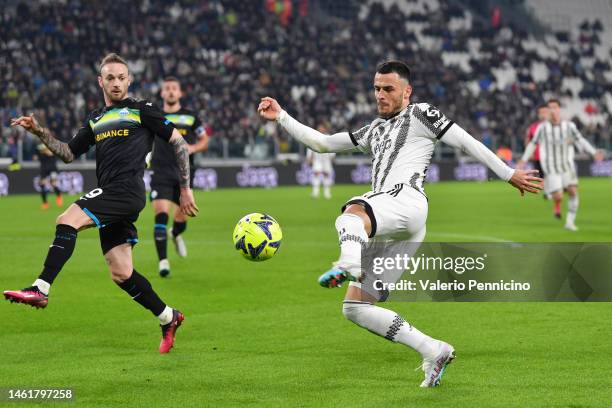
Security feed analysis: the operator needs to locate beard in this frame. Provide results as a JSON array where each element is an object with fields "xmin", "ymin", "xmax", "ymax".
[{"xmin": 108, "ymin": 89, "xmax": 127, "ymax": 102}]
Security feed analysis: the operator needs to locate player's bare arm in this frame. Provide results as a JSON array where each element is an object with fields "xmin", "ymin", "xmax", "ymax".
[
  {"xmin": 258, "ymin": 97, "xmax": 357, "ymax": 153},
  {"xmin": 11, "ymin": 114, "xmax": 74, "ymax": 163},
  {"xmin": 169, "ymin": 130, "xmax": 199, "ymax": 217},
  {"xmin": 187, "ymin": 130, "xmax": 209, "ymax": 154}
]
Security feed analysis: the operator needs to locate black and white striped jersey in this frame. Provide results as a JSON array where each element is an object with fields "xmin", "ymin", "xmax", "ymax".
[
  {"xmin": 526, "ymin": 120, "xmax": 596, "ymax": 175},
  {"xmin": 349, "ymin": 103, "xmax": 453, "ymax": 193}
]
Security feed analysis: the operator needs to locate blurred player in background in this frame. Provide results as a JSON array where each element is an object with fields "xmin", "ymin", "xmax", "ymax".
[
  {"xmin": 519, "ymin": 99, "xmax": 603, "ymax": 231},
  {"xmin": 259, "ymin": 60, "xmax": 541, "ymax": 387},
  {"xmin": 5, "ymin": 54, "xmax": 198, "ymax": 353},
  {"xmin": 36, "ymin": 143, "xmax": 62, "ymax": 209},
  {"xmin": 150, "ymin": 76, "xmax": 208, "ymax": 277},
  {"xmin": 306, "ymin": 123, "xmax": 335, "ymax": 199},
  {"xmin": 524, "ymin": 104, "xmax": 550, "ymax": 200}
]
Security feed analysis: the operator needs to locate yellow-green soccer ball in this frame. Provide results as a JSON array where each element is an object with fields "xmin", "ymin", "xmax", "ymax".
[{"xmin": 233, "ymin": 213, "xmax": 282, "ymax": 261}]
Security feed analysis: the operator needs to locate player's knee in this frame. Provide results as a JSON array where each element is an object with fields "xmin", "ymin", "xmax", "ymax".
[
  {"xmin": 341, "ymin": 205, "xmax": 371, "ymax": 234},
  {"xmin": 56, "ymin": 212, "xmax": 70, "ymax": 225},
  {"xmin": 342, "ymin": 301, "xmax": 370, "ymax": 324},
  {"xmin": 106, "ymin": 256, "xmax": 133, "ymax": 283},
  {"xmin": 109, "ymin": 264, "xmax": 132, "ymax": 283}
]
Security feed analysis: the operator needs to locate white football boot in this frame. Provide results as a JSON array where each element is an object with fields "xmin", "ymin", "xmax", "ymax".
[
  {"xmin": 419, "ymin": 341, "xmax": 455, "ymax": 387},
  {"xmin": 564, "ymin": 222, "xmax": 578, "ymax": 232},
  {"xmin": 159, "ymin": 259, "xmax": 171, "ymax": 278},
  {"xmin": 172, "ymin": 234, "xmax": 188, "ymax": 258}
]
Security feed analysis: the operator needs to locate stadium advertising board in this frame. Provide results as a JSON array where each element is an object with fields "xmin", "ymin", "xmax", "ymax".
[{"xmin": 0, "ymin": 159, "xmax": 608, "ymax": 195}]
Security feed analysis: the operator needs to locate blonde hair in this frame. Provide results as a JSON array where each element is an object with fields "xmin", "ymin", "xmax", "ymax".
[{"xmin": 98, "ymin": 53, "xmax": 129, "ymax": 74}]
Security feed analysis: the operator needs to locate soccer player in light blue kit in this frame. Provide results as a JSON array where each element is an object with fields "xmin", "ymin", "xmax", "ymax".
[{"xmin": 258, "ymin": 61, "xmax": 542, "ymax": 387}]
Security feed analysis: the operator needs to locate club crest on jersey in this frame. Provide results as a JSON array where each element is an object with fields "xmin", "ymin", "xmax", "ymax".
[
  {"xmin": 373, "ymin": 139, "xmax": 392, "ymax": 155},
  {"xmin": 118, "ymin": 108, "xmax": 130, "ymax": 118}
]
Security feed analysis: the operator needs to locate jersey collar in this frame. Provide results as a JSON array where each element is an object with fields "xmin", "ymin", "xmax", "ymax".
[
  {"xmin": 104, "ymin": 97, "xmax": 135, "ymax": 112},
  {"xmin": 380, "ymin": 105, "xmax": 409, "ymax": 121}
]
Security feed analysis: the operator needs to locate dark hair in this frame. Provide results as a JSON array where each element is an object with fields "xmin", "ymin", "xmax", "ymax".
[
  {"xmin": 163, "ymin": 76, "xmax": 181, "ymax": 85},
  {"xmin": 547, "ymin": 98, "xmax": 561, "ymax": 107},
  {"xmin": 537, "ymin": 104, "xmax": 549, "ymax": 110},
  {"xmin": 98, "ymin": 53, "xmax": 129, "ymax": 74},
  {"xmin": 376, "ymin": 60, "xmax": 411, "ymax": 83}
]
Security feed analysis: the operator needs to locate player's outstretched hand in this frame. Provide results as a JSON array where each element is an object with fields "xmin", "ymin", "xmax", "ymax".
[
  {"xmin": 258, "ymin": 97, "xmax": 282, "ymax": 121},
  {"xmin": 10, "ymin": 113, "xmax": 43, "ymax": 136},
  {"xmin": 594, "ymin": 150, "xmax": 604, "ymax": 162},
  {"xmin": 508, "ymin": 169, "xmax": 543, "ymax": 196},
  {"xmin": 179, "ymin": 188, "xmax": 199, "ymax": 217}
]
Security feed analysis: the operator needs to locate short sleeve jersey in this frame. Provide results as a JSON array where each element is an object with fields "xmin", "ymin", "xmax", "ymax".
[
  {"xmin": 348, "ymin": 103, "xmax": 453, "ymax": 193},
  {"xmin": 68, "ymin": 97, "xmax": 174, "ymax": 190},
  {"xmin": 151, "ymin": 108, "xmax": 204, "ymax": 182}
]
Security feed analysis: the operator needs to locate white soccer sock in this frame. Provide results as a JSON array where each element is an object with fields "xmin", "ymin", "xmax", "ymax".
[
  {"xmin": 343, "ymin": 301, "xmax": 438, "ymax": 357},
  {"xmin": 158, "ymin": 306, "xmax": 174, "ymax": 325},
  {"xmin": 566, "ymin": 196, "xmax": 579, "ymax": 225},
  {"xmin": 323, "ymin": 174, "xmax": 332, "ymax": 198},
  {"xmin": 335, "ymin": 213, "xmax": 368, "ymax": 277},
  {"xmin": 311, "ymin": 174, "xmax": 321, "ymax": 197},
  {"xmin": 32, "ymin": 279, "xmax": 51, "ymax": 295}
]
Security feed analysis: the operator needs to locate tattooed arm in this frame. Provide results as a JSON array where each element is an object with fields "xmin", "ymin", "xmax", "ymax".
[
  {"xmin": 11, "ymin": 114, "xmax": 74, "ymax": 163},
  {"xmin": 169, "ymin": 130, "xmax": 199, "ymax": 216},
  {"xmin": 169, "ymin": 130, "xmax": 191, "ymax": 188}
]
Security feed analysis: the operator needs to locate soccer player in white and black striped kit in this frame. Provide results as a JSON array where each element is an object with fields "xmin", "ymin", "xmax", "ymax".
[
  {"xmin": 258, "ymin": 61, "xmax": 541, "ymax": 387},
  {"xmin": 519, "ymin": 99, "xmax": 603, "ymax": 231}
]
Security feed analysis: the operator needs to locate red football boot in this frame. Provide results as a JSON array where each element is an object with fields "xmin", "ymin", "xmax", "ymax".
[
  {"xmin": 159, "ymin": 310, "xmax": 184, "ymax": 353},
  {"xmin": 4, "ymin": 286, "xmax": 48, "ymax": 309}
]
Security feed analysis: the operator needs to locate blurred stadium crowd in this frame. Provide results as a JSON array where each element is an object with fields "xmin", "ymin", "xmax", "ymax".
[{"xmin": 1, "ymin": 0, "xmax": 611, "ymax": 162}]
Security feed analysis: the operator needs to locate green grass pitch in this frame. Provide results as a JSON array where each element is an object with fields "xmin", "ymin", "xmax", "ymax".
[{"xmin": 1, "ymin": 179, "xmax": 611, "ymax": 407}]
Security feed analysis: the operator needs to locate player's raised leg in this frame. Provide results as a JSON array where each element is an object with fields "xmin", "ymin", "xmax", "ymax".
[
  {"xmin": 323, "ymin": 193, "xmax": 454, "ymax": 387},
  {"xmin": 343, "ymin": 282, "xmax": 455, "ymax": 387},
  {"xmin": 318, "ymin": 203, "xmax": 370, "ymax": 288},
  {"xmin": 565, "ymin": 185, "xmax": 579, "ymax": 231},
  {"xmin": 171, "ymin": 207, "xmax": 188, "ymax": 258},
  {"xmin": 152, "ymin": 198, "xmax": 172, "ymax": 277},
  {"xmin": 4, "ymin": 204, "xmax": 93, "ymax": 308},
  {"xmin": 106, "ymin": 243, "xmax": 183, "ymax": 353}
]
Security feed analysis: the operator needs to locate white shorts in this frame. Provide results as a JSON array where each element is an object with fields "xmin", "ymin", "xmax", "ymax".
[
  {"xmin": 312, "ymin": 161, "xmax": 333, "ymax": 174},
  {"xmin": 343, "ymin": 183, "xmax": 428, "ymax": 240},
  {"xmin": 343, "ymin": 184, "xmax": 428, "ymax": 292},
  {"xmin": 544, "ymin": 171, "xmax": 578, "ymax": 195}
]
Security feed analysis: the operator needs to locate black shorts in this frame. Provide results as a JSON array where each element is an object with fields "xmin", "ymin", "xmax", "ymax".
[
  {"xmin": 75, "ymin": 181, "xmax": 145, "ymax": 254},
  {"xmin": 40, "ymin": 169, "xmax": 58, "ymax": 180},
  {"xmin": 150, "ymin": 176, "xmax": 181, "ymax": 205}
]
